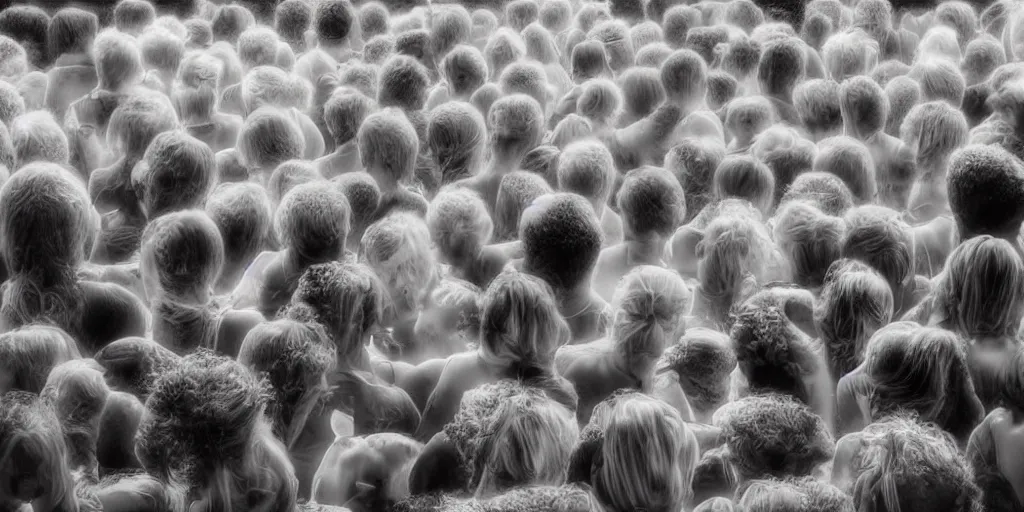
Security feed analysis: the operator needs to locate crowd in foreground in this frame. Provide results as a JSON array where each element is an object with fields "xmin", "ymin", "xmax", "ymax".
[{"xmin": 0, "ymin": 0, "xmax": 1022, "ymax": 509}]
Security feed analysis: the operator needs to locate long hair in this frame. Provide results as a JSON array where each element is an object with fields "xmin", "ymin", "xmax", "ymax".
[
  {"xmin": 815, "ymin": 259, "xmax": 894, "ymax": 380},
  {"xmin": 936, "ymin": 235, "xmax": 1024, "ymax": 338},
  {"xmin": 40, "ymin": 360, "xmax": 109, "ymax": 482},
  {"xmin": 0, "ymin": 391, "xmax": 77, "ymax": 512},
  {"xmin": 0, "ymin": 324, "xmax": 81, "ymax": 394},
  {"xmin": 0, "ymin": 163, "xmax": 92, "ymax": 344},
  {"xmin": 592, "ymin": 394, "xmax": 698, "ymax": 512},
  {"xmin": 697, "ymin": 215, "xmax": 771, "ymax": 327}
]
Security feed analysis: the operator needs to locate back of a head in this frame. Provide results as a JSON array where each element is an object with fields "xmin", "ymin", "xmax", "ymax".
[
  {"xmin": 660, "ymin": 49, "xmax": 707, "ymax": 107},
  {"xmin": 499, "ymin": 60, "xmax": 550, "ymax": 112},
  {"xmin": 909, "ymin": 58, "xmax": 966, "ymax": 108},
  {"xmin": 948, "ymin": 144, "xmax": 1024, "ymax": 240},
  {"xmin": 426, "ymin": 187, "xmax": 493, "ymax": 263},
  {"xmin": 237, "ymin": 26, "xmax": 279, "ymax": 70},
  {"xmin": 358, "ymin": 2, "xmax": 389, "ymax": 40},
  {"xmin": 47, "ymin": 7, "xmax": 98, "ymax": 59},
  {"xmin": 106, "ymin": 92, "xmax": 179, "ymax": 160},
  {"xmin": 275, "ymin": 0, "xmax": 312, "ymax": 45},
  {"xmin": 840, "ymin": 205, "xmax": 913, "ymax": 293},
  {"xmin": 685, "ymin": 25, "xmax": 728, "ymax": 65},
  {"xmin": 494, "ymin": 171, "xmax": 552, "ymax": 242},
  {"xmin": 479, "ymin": 270, "xmax": 568, "ymax": 376},
  {"xmin": 379, "ymin": 54, "xmax": 430, "ymax": 111},
  {"xmin": 324, "ymin": 88, "xmax": 375, "ymax": 148},
  {"xmin": 140, "ymin": 210, "xmax": 225, "ymax": 300},
  {"xmin": 427, "ymin": 101, "xmax": 486, "ymax": 185},
  {"xmin": 205, "ymin": 182, "xmax": 272, "ymax": 270},
  {"xmin": 822, "ymin": 30, "xmax": 877, "ymax": 82},
  {"xmin": 813, "ymin": 136, "xmax": 876, "ymax": 204},
  {"xmin": 619, "ymin": 66, "xmax": 666, "ymax": 122},
  {"xmin": 133, "ymin": 130, "xmax": 215, "ymax": 219},
  {"xmin": 315, "ymin": 0, "xmax": 354, "ymax": 46},
  {"xmin": 899, "ymin": 100, "xmax": 968, "ymax": 170},
  {"xmin": 781, "ymin": 171, "xmax": 854, "ymax": 217},
  {"xmin": 93, "ymin": 28, "xmax": 144, "ymax": 93},
  {"xmin": 0, "ymin": 325, "xmax": 81, "ymax": 395},
  {"xmin": 485, "ymin": 28, "xmax": 526, "ymax": 82},
  {"xmin": 884, "ymin": 76, "xmax": 921, "ymax": 137},
  {"xmin": 520, "ymin": 193, "xmax": 603, "ymax": 293},
  {"xmin": 589, "ymin": 20, "xmax": 635, "ymax": 74},
  {"xmin": 724, "ymin": 95, "xmax": 775, "ymax": 143},
  {"xmin": 759, "ymin": 37, "xmax": 805, "ymax": 97},
  {"xmin": 237, "ymin": 107, "xmax": 305, "ymax": 171},
  {"xmin": 840, "ymin": 75, "xmax": 888, "ymax": 139},
  {"xmin": 0, "ymin": 6, "xmax": 51, "ymax": 69},
  {"xmin": 664, "ymin": 139, "xmax": 724, "ymax": 224},
  {"xmin": 240, "ymin": 65, "xmax": 312, "ymax": 116},
  {"xmin": 793, "ymin": 78, "xmax": 843, "ymax": 139},
  {"xmin": 557, "ymin": 139, "xmax": 615, "ymax": 207},
  {"xmin": 357, "ymin": 107, "xmax": 419, "ymax": 184},
  {"xmin": 489, "ymin": 94, "xmax": 545, "ymax": 163},
  {"xmin": 617, "ymin": 166, "xmax": 686, "ymax": 240},
  {"xmin": 268, "ymin": 160, "xmax": 320, "ymax": 205},
  {"xmin": 713, "ymin": 155, "xmax": 775, "ymax": 215},
  {"xmin": 773, "ymin": 201, "xmax": 844, "ymax": 290},
  {"xmin": 442, "ymin": 45, "xmax": 488, "ymax": 98},
  {"xmin": 114, "ymin": 0, "xmax": 155, "ymax": 36},
  {"xmin": 276, "ymin": 181, "xmax": 351, "ymax": 263},
  {"xmin": 10, "ymin": 110, "xmax": 69, "ymax": 169},
  {"xmin": 331, "ymin": 172, "xmax": 381, "ymax": 234},
  {"xmin": 962, "ymin": 35, "xmax": 1006, "ymax": 86}
]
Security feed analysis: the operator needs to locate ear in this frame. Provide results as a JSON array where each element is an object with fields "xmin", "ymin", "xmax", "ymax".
[{"xmin": 331, "ymin": 410, "xmax": 355, "ymax": 439}]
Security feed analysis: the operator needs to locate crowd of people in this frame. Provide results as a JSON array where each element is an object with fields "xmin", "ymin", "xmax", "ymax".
[{"xmin": 0, "ymin": 0, "xmax": 1021, "ymax": 509}]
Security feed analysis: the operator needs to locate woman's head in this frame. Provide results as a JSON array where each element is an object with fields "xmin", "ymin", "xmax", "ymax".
[
  {"xmin": 427, "ymin": 101, "xmax": 486, "ymax": 185},
  {"xmin": 479, "ymin": 270, "xmax": 569, "ymax": 374},
  {"xmin": 696, "ymin": 215, "xmax": 772, "ymax": 321},
  {"xmin": 729, "ymin": 301, "xmax": 821, "ymax": 404},
  {"xmin": 275, "ymin": 181, "xmax": 351, "ymax": 264},
  {"xmin": 815, "ymin": 258, "xmax": 894, "ymax": 379},
  {"xmin": 0, "ymin": 325, "xmax": 80, "ymax": 395},
  {"xmin": 592, "ymin": 394, "xmax": 699, "ymax": 512},
  {"xmin": 360, "ymin": 213, "xmax": 436, "ymax": 316},
  {"xmin": 772, "ymin": 200, "xmax": 845, "ymax": 290},
  {"xmin": 611, "ymin": 266, "xmax": 690, "ymax": 380},
  {"xmin": 938, "ymin": 235, "xmax": 1024, "ymax": 338},
  {"xmin": 899, "ymin": 100, "xmax": 968, "ymax": 171}
]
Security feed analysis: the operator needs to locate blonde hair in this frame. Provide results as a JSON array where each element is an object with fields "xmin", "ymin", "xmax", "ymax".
[
  {"xmin": 937, "ymin": 235, "xmax": 1024, "ymax": 338},
  {"xmin": 697, "ymin": 215, "xmax": 772, "ymax": 326},
  {"xmin": 360, "ymin": 213, "xmax": 437, "ymax": 315},
  {"xmin": 0, "ymin": 391, "xmax": 76, "ymax": 512},
  {"xmin": 473, "ymin": 389, "xmax": 578, "ymax": 497},
  {"xmin": 772, "ymin": 200, "xmax": 845, "ymax": 289},
  {"xmin": 426, "ymin": 187, "xmax": 493, "ymax": 264},
  {"xmin": 611, "ymin": 266, "xmax": 690, "ymax": 387},
  {"xmin": 593, "ymin": 394, "xmax": 698, "ymax": 512}
]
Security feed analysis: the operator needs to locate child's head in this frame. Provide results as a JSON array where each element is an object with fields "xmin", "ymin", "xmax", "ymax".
[
  {"xmin": 414, "ymin": 278, "xmax": 482, "ymax": 354},
  {"xmin": 793, "ymin": 78, "xmax": 843, "ymax": 140},
  {"xmin": 713, "ymin": 155, "xmax": 775, "ymax": 216},
  {"xmin": 106, "ymin": 92, "xmax": 179, "ymax": 161},
  {"xmin": 716, "ymin": 394, "xmax": 833, "ymax": 482},
  {"xmin": 592, "ymin": 394, "xmax": 698, "ymax": 512},
  {"xmin": 47, "ymin": 7, "xmax": 98, "ymax": 58},
  {"xmin": 10, "ymin": 110, "xmax": 69, "ymax": 169},
  {"xmin": 357, "ymin": 107, "xmax": 419, "ymax": 186},
  {"xmin": 0, "ymin": 325, "xmax": 80, "ymax": 395},
  {"xmin": 267, "ymin": 160, "xmax": 320, "ymax": 205},
  {"xmin": 140, "ymin": 210, "xmax": 224, "ymax": 303},
  {"xmin": 360, "ymin": 213, "xmax": 437, "ymax": 316},
  {"xmin": 618, "ymin": 166, "xmax": 686, "ymax": 241},
  {"xmin": 276, "ymin": 181, "xmax": 350, "ymax": 265},
  {"xmin": 557, "ymin": 139, "xmax": 615, "ymax": 212},
  {"xmin": 324, "ymin": 88, "xmax": 375, "ymax": 148},
  {"xmin": 133, "ymin": 130, "xmax": 216, "ymax": 219},
  {"xmin": 494, "ymin": 171, "xmax": 553, "ymax": 242},
  {"xmin": 237, "ymin": 107, "xmax": 305, "ymax": 172},
  {"xmin": 521, "ymin": 193, "xmax": 603, "ymax": 294},
  {"xmin": 426, "ymin": 187, "xmax": 493, "ymax": 264},
  {"xmin": 948, "ymin": 144, "xmax": 1024, "ymax": 241},
  {"xmin": 274, "ymin": 0, "xmax": 312, "ymax": 45},
  {"xmin": 772, "ymin": 201, "xmax": 844, "ymax": 290},
  {"xmin": 441, "ymin": 45, "xmax": 487, "ymax": 99},
  {"xmin": 660, "ymin": 49, "xmax": 707, "ymax": 107},
  {"xmin": 284, "ymin": 262, "xmax": 386, "ymax": 355},
  {"xmin": 908, "ymin": 59, "xmax": 966, "ymax": 107},
  {"xmin": 938, "ymin": 235, "xmax": 1024, "ymax": 338},
  {"xmin": 840, "ymin": 205, "xmax": 914, "ymax": 296},
  {"xmin": 93, "ymin": 29, "xmax": 144, "ymax": 93},
  {"xmin": 488, "ymin": 94, "xmax": 545, "ymax": 164},
  {"xmin": 205, "ymin": 182, "xmax": 272, "ymax": 282},
  {"xmin": 812, "ymin": 136, "xmax": 877, "ymax": 204}
]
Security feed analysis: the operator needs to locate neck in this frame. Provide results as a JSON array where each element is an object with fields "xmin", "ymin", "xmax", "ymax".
[
  {"xmin": 557, "ymin": 282, "xmax": 594, "ymax": 314},
  {"xmin": 625, "ymin": 237, "xmax": 665, "ymax": 266}
]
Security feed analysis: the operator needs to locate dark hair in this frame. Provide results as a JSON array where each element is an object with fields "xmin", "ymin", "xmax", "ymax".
[
  {"xmin": 315, "ymin": 0, "xmax": 354, "ymax": 42},
  {"xmin": 521, "ymin": 193, "xmax": 603, "ymax": 293},
  {"xmin": 47, "ymin": 8, "xmax": 98, "ymax": 58}
]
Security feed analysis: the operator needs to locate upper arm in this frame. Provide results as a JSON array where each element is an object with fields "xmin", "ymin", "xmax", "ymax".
[{"xmin": 217, "ymin": 309, "xmax": 266, "ymax": 358}]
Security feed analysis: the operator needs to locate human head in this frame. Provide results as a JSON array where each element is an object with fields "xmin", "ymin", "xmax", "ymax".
[
  {"xmin": 908, "ymin": 59, "xmax": 966, "ymax": 107},
  {"xmin": 363, "ymin": 34, "xmax": 394, "ymax": 65},
  {"xmin": 840, "ymin": 75, "xmax": 888, "ymax": 139},
  {"xmin": 618, "ymin": 67, "xmax": 666, "ymax": 124},
  {"xmin": 212, "ymin": 5, "xmax": 254, "ymax": 45},
  {"xmin": 938, "ymin": 235, "xmax": 1024, "ymax": 338},
  {"xmin": 106, "ymin": 92, "xmax": 179, "ymax": 162},
  {"xmin": 357, "ymin": 2, "xmax": 388, "ymax": 40},
  {"xmin": 812, "ymin": 136, "xmax": 876, "ymax": 204},
  {"xmin": 324, "ymin": 87, "xmax": 375, "ymax": 148},
  {"xmin": 696, "ymin": 215, "xmax": 772, "ymax": 325},
  {"xmin": 772, "ymin": 201, "xmax": 844, "ymax": 290},
  {"xmin": 814, "ymin": 258, "xmax": 893, "ymax": 380},
  {"xmin": 237, "ymin": 107, "xmax": 305, "ymax": 173},
  {"xmin": 479, "ymin": 269, "xmax": 570, "ymax": 373},
  {"xmin": 427, "ymin": 102, "xmax": 485, "ymax": 185},
  {"xmin": 0, "ymin": 6, "xmax": 50, "ymax": 69},
  {"xmin": 611, "ymin": 266, "xmax": 690, "ymax": 380},
  {"xmin": 884, "ymin": 75, "xmax": 921, "ymax": 137},
  {"xmin": 237, "ymin": 26, "xmax": 279, "ymax": 71},
  {"xmin": 427, "ymin": 187, "xmax": 493, "ymax": 265},
  {"xmin": 360, "ymin": 213, "xmax": 437, "ymax": 316},
  {"xmin": 275, "ymin": 0, "xmax": 312, "ymax": 46},
  {"xmin": 10, "ymin": 111, "xmax": 69, "ymax": 169},
  {"xmin": 821, "ymin": 30, "xmax": 878, "ymax": 81},
  {"xmin": 93, "ymin": 28, "xmax": 144, "ymax": 92},
  {"xmin": 661, "ymin": 5, "xmax": 700, "ymax": 49},
  {"xmin": 664, "ymin": 139, "xmax": 724, "ymax": 224},
  {"xmin": 431, "ymin": 5, "xmax": 471, "ymax": 62},
  {"xmin": 47, "ymin": 7, "xmax": 97, "ymax": 59},
  {"xmin": 962, "ymin": 35, "xmax": 1006, "ymax": 86},
  {"xmin": 276, "ymin": 181, "xmax": 350, "ymax": 265},
  {"xmin": 724, "ymin": 95, "xmax": 775, "ymax": 147},
  {"xmin": 484, "ymin": 28, "xmax": 525, "ymax": 82},
  {"xmin": 948, "ymin": 145, "xmax": 1024, "ymax": 241},
  {"xmin": 0, "ymin": 37, "xmax": 27, "ymax": 83},
  {"xmin": 557, "ymin": 139, "xmax": 615, "ymax": 213},
  {"xmin": 661, "ymin": 49, "xmax": 707, "ymax": 108},
  {"xmin": 0, "ymin": 325, "xmax": 81, "ymax": 395},
  {"xmin": 589, "ymin": 20, "xmax": 635, "ymax": 74},
  {"xmin": 520, "ymin": 193, "xmax": 603, "ymax": 295},
  {"xmin": 139, "ymin": 210, "xmax": 224, "ymax": 308},
  {"xmin": 706, "ymin": 71, "xmax": 739, "ymax": 112},
  {"xmin": 267, "ymin": 160, "xmax": 319, "ymax": 206},
  {"xmin": 331, "ymin": 172, "xmax": 380, "ymax": 251},
  {"xmin": 900, "ymin": 100, "xmax": 968, "ymax": 175},
  {"xmin": 661, "ymin": 328, "xmax": 735, "ymax": 415},
  {"xmin": 132, "ymin": 130, "xmax": 215, "ymax": 220},
  {"xmin": 758, "ymin": 37, "xmax": 805, "ymax": 98},
  {"xmin": 357, "ymin": 108, "xmax": 419, "ymax": 187},
  {"xmin": 441, "ymin": 45, "xmax": 487, "ymax": 99},
  {"xmin": 618, "ymin": 166, "xmax": 687, "ymax": 241},
  {"xmin": 494, "ymin": 171, "xmax": 553, "ymax": 243},
  {"xmin": 499, "ymin": 60, "xmax": 551, "ymax": 112},
  {"xmin": 314, "ymin": 0, "xmax": 354, "ymax": 47},
  {"xmin": 840, "ymin": 205, "xmax": 914, "ymax": 298},
  {"xmin": 239, "ymin": 65, "xmax": 312, "ymax": 116},
  {"xmin": 713, "ymin": 156, "xmax": 774, "ymax": 216},
  {"xmin": 414, "ymin": 278, "xmax": 482, "ymax": 355},
  {"xmin": 0, "ymin": 81, "xmax": 21, "ymax": 129},
  {"xmin": 793, "ymin": 78, "xmax": 843, "ymax": 141},
  {"xmin": 717, "ymin": 394, "xmax": 834, "ymax": 481},
  {"xmin": 488, "ymin": 94, "xmax": 545, "ymax": 165},
  {"xmin": 379, "ymin": 54, "xmax": 430, "ymax": 111},
  {"xmin": 0, "ymin": 391, "xmax": 73, "ymax": 511},
  {"xmin": 204, "ymin": 182, "xmax": 272, "ymax": 291}
]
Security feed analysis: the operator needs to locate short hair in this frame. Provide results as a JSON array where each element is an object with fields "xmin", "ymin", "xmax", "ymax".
[
  {"xmin": 570, "ymin": 39, "xmax": 609, "ymax": 83},
  {"xmin": 431, "ymin": 5, "xmax": 471, "ymax": 61},
  {"xmin": 331, "ymin": 171, "xmax": 379, "ymax": 228},
  {"xmin": 470, "ymin": 82, "xmax": 501, "ymax": 118},
  {"xmin": 662, "ymin": 5, "xmax": 701, "ymax": 49},
  {"xmin": 660, "ymin": 49, "xmax": 707, "ymax": 106},
  {"xmin": 802, "ymin": 13, "xmax": 834, "ymax": 51},
  {"xmin": 314, "ymin": 0, "xmax": 354, "ymax": 43},
  {"xmin": 575, "ymin": 2, "xmax": 610, "ymax": 33},
  {"xmin": 630, "ymin": 21, "xmax": 664, "ymax": 51},
  {"xmin": 489, "ymin": 94, "xmax": 545, "ymax": 162},
  {"xmin": 427, "ymin": 101, "xmax": 486, "ymax": 185},
  {"xmin": 593, "ymin": 395, "xmax": 698, "ymax": 512},
  {"xmin": 357, "ymin": 2, "xmax": 388, "ymax": 39},
  {"xmin": 505, "ymin": 0, "xmax": 539, "ymax": 32},
  {"xmin": 772, "ymin": 201, "xmax": 845, "ymax": 290},
  {"xmin": 0, "ymin": 325, "xmax": 81, "ymax": 395},
  {"xmin": 237, "ymin": 107, "xmax": 306, "ymax": 171},
  {"xmin": 813, "ymin": 136, "xmax": 876, "ymax": 203},
  {"xmin": 549, "ymin": 114, "xmax": 593, "ymax": 151},
  {"xmin": 47, "ymin": 7, "xmax": 98, "ymax": 59},
  {"xmin": 716, "ymin": 394, "xmax": 833, "ymax": 481},
  {"xmin": 237, "ymin": 26, "xmax": 279, "ymax": 69},
  {"xmin": 793, "ymin": 78, "xmax": 843, "ymax": 138},
  {"xmin": 871, "ymin": 59, "xmax": 910, "ymax": 87},
  {"xmin": 363, "ymin": 34, "xmax": 395, "ymax": 65},
  {"xmin": 848, "ymin": 416, "xmax": 980, "ymax": 512},
  {"xmin": 557, "ymin": 139, "xmax": 615, "ymax": 205},
  {"xmin": 484, "ymin": 28, "xmax": 525, "ymax": 81},
  {"xmin": 114, "ymin": 0, "xmax": 155, "ymax": 35},
  {"xmin": 442, "ymin": 45, "xmax": 487, "ymax": 98},
  {"xmin": 726, "ymin": 0, "xmax": 765, "ymax": 33},
  {"xmin": 276, "ymin": 181, "xmax": 351, "ymax": 262},
  {"xmin": 576, "ymin": 78, "xmax": 621, "ymax": 125},
  {"xmin": 758, "ymin": 37, "xmax": 805, "ymax": 96},
  {"xmin": 358, "ymin": 108, "xmax": 418, "ymax": 183},
  {"xmin": 852, "ymin": 0, "xmax": 891, "ymax": 36},
  {"xmin": 0, "ymin": 81, "xmax": 24, "ymax": 127},
  {"xmin": 685, "ymin": 25, "xmax": 728, "ymax": 64},
  {"xmin": 212, "ymin": 5, "xmax": 254, "ymax": 44},
  {"xmin": 395, "ymin": 29, "xmax": 433, "ymax": 72},
  {"xmin": 899, "ymin": 101, "xmax": 968, "ymax": 171},
  {"xmin": 499, "ymin": 60, "xmax": 550, "ymax": 110},
  {"xmin": 0, "ymin": 36, "xmax": 26, "ymax": 81},
  {"xmin": 619, "ymin": 67, "xmax": 666, "ymax": 121},
  {"xmin": 207, "ymin": 41, "xmax": 243, "ymax": 89},
  {"xmin": 724, "ymin": 95, "xmax": 775, "ymax": 142},
  {"xmin": 840, "ymin": 205, "xmax": 914, "ymax": 292},
  {"xmin": 738, "ymin": 478, "xmax": 852, "ymax": 512},
  {"xmin": 713, "ymin": 156, "xmax": 775, "ymax": 215},
  {"xmin": 10, "ymin": 110, "xmax": 69, "ymax": 169},
  {"xmin": 539, "ymin": 0, "xmax": 572, "ymax": 32},
  {"xmin": 781, "ymin": 171, "xmax": 855, "ymax": 217},
  {"xmin": 948, "ymin": 145, "xmax": 1024, "ymax": 239},
  {"xmin": 617, "ymin": 166, "xmax": 686, "ymax": 238},
  {"xmin": 427, "ymin": 187, "xmax": 493, "ymax": 264},
  {"xmin": 521, "ymin": 193, "xmax": 604, "ymax": 292},
  {"xmin": 337, "ymin": 61, "xmax": 377, "ymax": 99},
  {"xmin": 0, "ymin": 5, "xmax": 50, "ymax": 69},
  {"xmin": 360, "ymin": 213, "xmax": 437, "ymax": 314},
  {"xmin": 494, "ymin": 171, "xmax": 552, "ymax": 242},
  {"xmin": 275, "ymin": 0, "xmax": 312, "ymax": 44},
  {"xmin": 589, "ymin": 20, "xmax": 635, "ymax": 74},
  {"xmin": 268, "ymin": 160, "xmax": 320, "ymax": 205},
  {"xmin": 909, "ymin": 59, "xmax": 966, "ymax": 107},
  {"xmin": 324, "ymin": 88, "xmax": 375, "ymax": 147},
  {"xmin": 664, "ymin": 139, "xmax": 724, "ymax": 224},
  {"xmin": 140, "ymin": 210, "xmax": 224, "ymax": 300},
  {"xmin": 205, "ymin": 182, "xmax": 272, "ymax": 273},
  {"xmin": 378, "ymin": 54, "xmax": 430, "ymax": 111},
  {"xmin": 840, "ymin": 75, "xmax": 888, "ymax": 139},
  {"xmin": 822, "ymin": 30, "xmax": 877, "ymax": 81},
  {"xmin": 939, "ymin": 0, "xmax": 981, "ymax": 47},
  {"xmin": 523, "ymin": 23, "xmax": 558, "ymax": 65},
  {"xmin": 92, "ymin": 30, "xmax": 144, "ymax": 93},
  {"xmin": 884, "ymin": 76, "xmax": 922, "ymax": 136},
  {"xmin": 520, "ymin": 144, "xmax": 560, "ymax": 188},
  {"xmin": 132, "ymin": 130, "xmax": 216, "ymax": 219},
  {"xmin": 721, "ymin": 37, "xmax": 761, "ymax": 81},
  {"xmin": 962, "ymin": 36, "xmax": 1006, "ymax": 86},
  {"xmin": 241, "ymin": 65, "xmax": 312, "ymax": 115}
]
